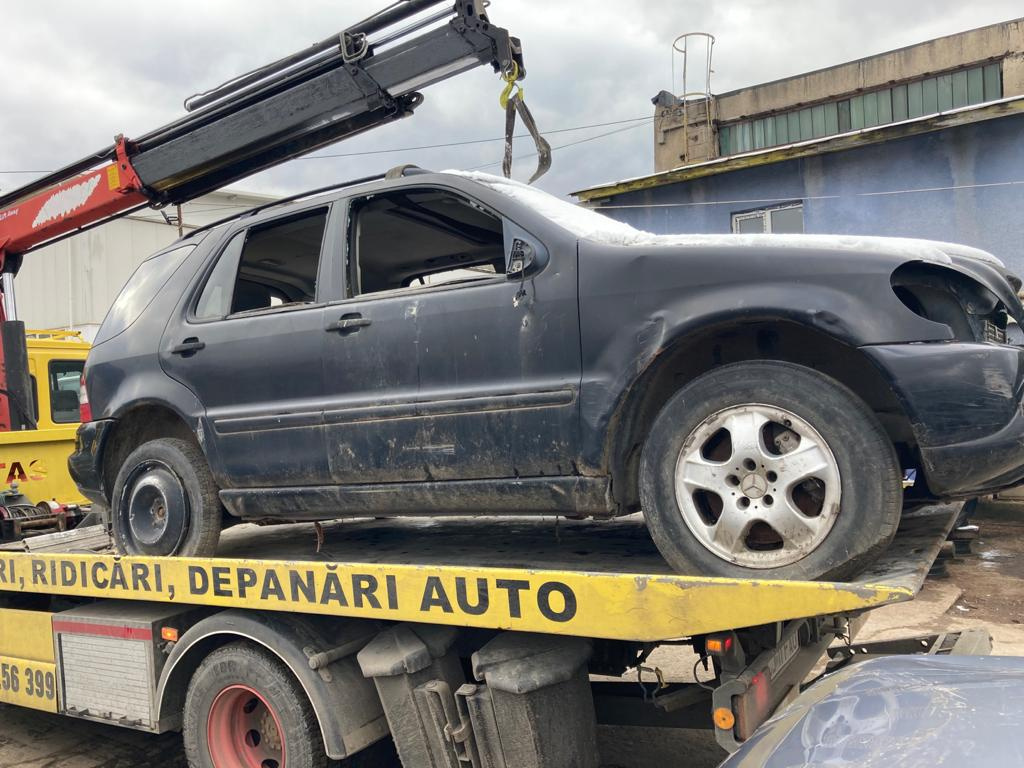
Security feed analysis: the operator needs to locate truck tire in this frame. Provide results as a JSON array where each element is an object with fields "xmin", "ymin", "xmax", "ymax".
[
  {"xmin": 640, "ymin": 360, "xmax": 901, "ymax": 580},
  {"xmin": 111, "ymin": 437, "xmax": 221, "ymax": 557},
  {"xmin": 183, "ymin": 641, "xmax": 328, "ymax": 768}
]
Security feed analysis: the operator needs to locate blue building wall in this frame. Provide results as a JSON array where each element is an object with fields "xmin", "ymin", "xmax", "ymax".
[{"xmin": 601, "ymin": 112, "xmax": 1024, "ymax": 275}]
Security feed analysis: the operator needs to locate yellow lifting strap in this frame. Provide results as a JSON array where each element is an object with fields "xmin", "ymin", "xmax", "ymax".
[{"xmin": 500, "ymin": 62, "xmax": 551, "ymax": 183}]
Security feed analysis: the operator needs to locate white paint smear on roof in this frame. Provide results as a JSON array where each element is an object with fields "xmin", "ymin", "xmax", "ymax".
[{"xmin": 448, "ymin": 171, "xmax": 1004, "ymax": 269}]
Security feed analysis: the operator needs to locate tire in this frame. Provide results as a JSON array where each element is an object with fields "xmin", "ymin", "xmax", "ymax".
[
  {"xmin": 640, "ymin": 360, "xmax": 901, "ymax": 580},
  {"xmin": 111, "ymin": 437, "xmax": 222, "ymax": 557},
  {"xmin": 183, "ymin": 641, "xmax": 328, "ymax": 768}
]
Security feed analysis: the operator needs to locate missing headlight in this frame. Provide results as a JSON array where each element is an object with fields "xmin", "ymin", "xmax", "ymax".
[{"xmin": 892, "ymin": 263, "xmax": 1006, "ymax": 344}]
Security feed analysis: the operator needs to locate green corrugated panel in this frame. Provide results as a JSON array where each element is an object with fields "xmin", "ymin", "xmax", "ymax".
[
  {"xmin": 922, "ymin": 77, "xmax": 938, "ymax": 113},
  {"xmin": 937, "ymin": 73, "xmax": 953, "ymax": 111},
  {"xmin": 983, "ymin": 63, "xmax": 1002, "ymax": 100},
  {"xmin": 775, "ymin": 114, "xmax": 789, "ymax": 144},
  {"xmin": 719, "ymin": 125, "xmax": 732, "ymax": 155},
  {"xmin": 951, "ymin": 70, "xmax": 969, "ymax": 108},
  {"xmin": 967, "ymin": 67, "xmax": 985, "ymax": 103},
  {"xmin": 798, "ymin": 108, "xmax": 813, "ymax": 140},
  {"xmin": 877, "ymin": 88, "xmax": 893, "ymax": 123},
  {"xmin": 753, "ymin": 119, "xmax": 766, "ymax": 149},
  {"xmin": 764, "ymin": 116, "xmax": 777, "ymax": 147},
  {"xmin": 850, "ymin": 95, "xmax": 865, "ymax": 129},
  {"xmin": 863, "ymin": 91, "xmax": 879, "ymax": 127},
  {"xmin": 837, "ymin": 100, "xmax": 852, "ymax": 132},
  {"xmin": 907, "ymin": 80, "xmax": 924, "ymax": 118},
  {"xmin": 824, "ymin": 102, "xmax": 839, "ymax": 134},
  {"xmin": 787, "ymin": 112, "xmax": 801, "ymax": 142},
  {"xmin": 811, "ymin": 104, "xmax": 826, "ymax": 137},
  {"xmin": 892, "ymin": 84, "xmax": 908, "ymax": 121}
]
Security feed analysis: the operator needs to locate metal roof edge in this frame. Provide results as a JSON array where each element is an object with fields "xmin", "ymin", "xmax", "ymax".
[{"xmin": 572, "ymin": 96, "xmax": 1024, "ymax": 203}]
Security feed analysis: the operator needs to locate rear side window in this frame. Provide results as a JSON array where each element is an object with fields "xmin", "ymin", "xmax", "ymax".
[
  {"xmin": 95, "ymin": 245, "xmax": 194, "ymax": 344},
  {"xmin": 195, "ymin": 208, "xmax": 328, "ymax": 320}
]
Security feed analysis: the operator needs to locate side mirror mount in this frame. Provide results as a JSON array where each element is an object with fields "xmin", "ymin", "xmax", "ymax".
[
  {"xmin": 504, "ymin": 223, "xmax": 546, "ymax": 280},
  {"xmin": 506, "ymin": 237, "xmax": 535, "ymax": 278}
]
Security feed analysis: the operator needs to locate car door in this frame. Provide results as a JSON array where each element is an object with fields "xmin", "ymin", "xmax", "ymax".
[
  {"xmin": 160, "ymin": 204, "xmax": 337, "ymax": 489},
  {"xmin": 320, "ymin": 184, "xmax": 581, "ymax": 484}
]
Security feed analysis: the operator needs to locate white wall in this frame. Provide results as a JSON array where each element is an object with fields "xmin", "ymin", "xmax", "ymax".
[{"xmin": 12, "ymin": 189, "xmax": 272, "ymax": 338}]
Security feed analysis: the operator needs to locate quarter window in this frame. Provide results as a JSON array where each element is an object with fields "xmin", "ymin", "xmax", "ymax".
[
  {"xmin": 195, "ymin": 208, "xmax": 328, "ymax": 320},
  {"xmin": 348, "ymin": 189, "xmax": 505, "ymax": 296},
  {"xmin": 732, "ymin": 204, "xmax": 804, "ymax": 234}
]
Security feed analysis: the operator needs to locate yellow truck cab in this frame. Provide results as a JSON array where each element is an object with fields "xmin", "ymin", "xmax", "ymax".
[{"xmin": 0, "ymin": 330, "xmax": 89, "ymax": 508}]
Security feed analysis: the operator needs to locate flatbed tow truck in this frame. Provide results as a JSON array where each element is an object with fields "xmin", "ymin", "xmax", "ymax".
[
  {"xmin": 0, "ymin": 505, "xmax": 983, "ymax": 766},
  {"xmin": 0, "ymin": 2, "xmax": 991, "ymax": 766}
]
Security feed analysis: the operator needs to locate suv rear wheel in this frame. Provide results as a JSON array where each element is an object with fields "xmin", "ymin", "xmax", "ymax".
[
  {"xmin": 111, "ymin": 437, "xmax": 222, "ymax": 557},
  {"xmin": 640, "ymin": 361, "xmax": 901, "ymax": 580}
]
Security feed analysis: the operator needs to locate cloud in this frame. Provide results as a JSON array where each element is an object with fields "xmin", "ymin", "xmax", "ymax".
[{"xmin": 1, "ymin": 0, "xmax": 1020, "ymax": 200}]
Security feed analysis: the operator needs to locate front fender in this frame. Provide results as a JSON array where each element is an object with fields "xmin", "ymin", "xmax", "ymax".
[{"xmin": 155, "ymin": 610, "xmax": 387, "ymax": 760}]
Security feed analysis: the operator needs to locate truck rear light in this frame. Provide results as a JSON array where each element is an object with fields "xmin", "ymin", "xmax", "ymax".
[{"xmin": 79, "ymin": 374, "xmax": 92, "ymax": 422}]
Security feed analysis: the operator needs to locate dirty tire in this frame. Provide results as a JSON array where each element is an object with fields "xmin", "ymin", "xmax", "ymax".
[
  {"xmin": 111, "ymin": 437, "xmax": 221, "ymax": 557},
  {"xmin": 640, "ymin": 361, "xmax": 901, "ymax": 580},
  {"xmin": 183, "ymin": 641, "xmax": 328, "ymax": 768}
]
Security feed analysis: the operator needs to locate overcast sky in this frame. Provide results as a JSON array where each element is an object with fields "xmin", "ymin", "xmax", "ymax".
[{"xmin": 0, "ymin": 1, "xmax": 1020, "ymax": 203}]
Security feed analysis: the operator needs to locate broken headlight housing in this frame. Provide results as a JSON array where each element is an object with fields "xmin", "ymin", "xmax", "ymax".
[{"xmin": 892, "ymin": 263, "xmax": 1010, "ymax": 344}]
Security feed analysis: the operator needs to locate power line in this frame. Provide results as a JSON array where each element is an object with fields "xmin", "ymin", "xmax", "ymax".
[
  {"xmin": 464, "ymin": 120, "xmax": 653, "ymax": 172},
  {"xmin": 590, "ymin": 179, "xmax": 1024, "ymax": 209},
  {"xmin": 0, "ymin": 115, "xmax": 654, "ymax": 176}
]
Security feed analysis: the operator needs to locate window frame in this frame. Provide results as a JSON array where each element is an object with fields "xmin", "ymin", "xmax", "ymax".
[
  {"xmin": 340, "ymin": 185, "xmax": 511, "ymax": 304},
  {"xmin": 731, "ymin": 202, "xmax": 804, "ymax": 234},
  {"xmin": 47, "ymin": 359, "xmax": 85, "ymax": 425},
  {"xmin": 186, "ymin": 202, "xmax": 337, "ymax": 325}
]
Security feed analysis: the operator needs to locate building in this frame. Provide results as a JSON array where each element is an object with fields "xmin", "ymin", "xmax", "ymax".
[
  {"xmin": 573, "ymin": 19, "xmax": 1024, "ymax": 274},
  {"xmin": 10, "ymin": 188, "xmax": 272, "ymax": 339}
]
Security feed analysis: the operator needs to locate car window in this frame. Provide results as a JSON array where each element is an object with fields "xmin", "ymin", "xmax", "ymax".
[
  {"xmin": 95, "ymin": 244, "xmax": 194, "ymax": 344},
  {"xmin": 48, "ymin": 359, "xmax": 84, "ymax": 423},
  {"xmin": 348, "ymin": 189, "xmax": 505, "ymax": 296},
  {"xmin": 195, "ymin": 207, "xmax": 328, "ymax": 320}
]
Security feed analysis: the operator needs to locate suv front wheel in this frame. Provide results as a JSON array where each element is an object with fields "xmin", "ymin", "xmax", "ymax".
[
  {"xmin": 111, "ymin": 437, "xmax": 222, "ymax": 557},
  {"xmin": 640, "ymin": 361, "xmax": 902, "ymax": 580}
]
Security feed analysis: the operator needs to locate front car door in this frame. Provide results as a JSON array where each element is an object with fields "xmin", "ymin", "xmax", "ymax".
[
  {"xmin": 160, "ymin": 203, "xmax": 339, "ymax": 489},
  {"xmin": 320, "ymin": 179, "xmax": 582, "ymax": 486}
]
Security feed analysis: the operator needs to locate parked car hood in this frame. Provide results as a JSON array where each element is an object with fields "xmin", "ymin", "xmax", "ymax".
[{"xmin": 721, "ymin": 655, "xmax": 1024, "ymax": 767}]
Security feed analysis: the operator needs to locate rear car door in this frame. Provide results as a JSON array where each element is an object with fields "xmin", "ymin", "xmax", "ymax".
[
  {"xmin": 320, "ymin": 183, "xmax": 581, "ymax": 484},
  {"xmin": 160, "ymin": 205, "xmax": 337, "ymax": 489}
]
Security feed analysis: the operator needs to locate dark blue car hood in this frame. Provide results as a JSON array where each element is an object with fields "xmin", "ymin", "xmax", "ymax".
[{"xmin": 721, "ymin": 655, "xmax": 1024, "ymax": 767}]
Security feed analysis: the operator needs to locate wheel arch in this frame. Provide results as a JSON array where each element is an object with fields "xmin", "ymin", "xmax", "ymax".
[
  {"xmin": 606, "ymin": 316, "xmax": 917, "ymax": 510},
  {"xmin": 100, "ymin": 402, "xmax": 201, "ymax": 503},
  {"xmin": 156, "ymin": 610, "xmax": 388, "ymax": 761}
]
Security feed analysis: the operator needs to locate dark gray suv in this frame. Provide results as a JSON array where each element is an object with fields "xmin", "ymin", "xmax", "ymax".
[{"xmin": 70, "ymin": 170, "xmax": 1024, "ymax": 579}]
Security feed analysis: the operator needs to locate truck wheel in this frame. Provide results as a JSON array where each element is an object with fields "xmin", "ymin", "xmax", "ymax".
[
  {"xmin": 111, "ymin": 437, "xmax": 221, "ymax": 557},
  {"xmin": 640, "ymin": 361, "xmax": 901, "ymax": 580},
  {"xmin": 183, "ymin": 641, "xmax": 328, "ymax": 768}
]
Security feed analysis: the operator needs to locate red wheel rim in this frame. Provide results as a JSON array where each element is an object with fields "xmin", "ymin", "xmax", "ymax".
[{"xmin": 207, "ymin": 684, "xmax": 286, "ymax": 768}]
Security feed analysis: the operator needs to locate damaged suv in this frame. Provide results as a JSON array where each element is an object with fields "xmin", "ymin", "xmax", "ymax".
[{"xmin": 71, "ymin": 169, "xmax": 1024, "ymax": 580}]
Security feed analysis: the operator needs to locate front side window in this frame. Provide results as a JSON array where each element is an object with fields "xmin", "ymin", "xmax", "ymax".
[
  {"xmin": 49, "ymin": 359, "xmax": 84, "ymax": 423},
  {"xmin": 348, "ymin": 189, "xmax": 505, "ymax": 296},
  {"xmin": 195, "ymin": 207, "xmax": 328, "ymax": 320},
  {"xmin": 732, "ymin": 204, "xmax": 804, "ymax": 234}
]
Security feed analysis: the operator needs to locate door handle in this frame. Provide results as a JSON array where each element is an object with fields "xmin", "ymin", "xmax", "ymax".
[
  {"xmin": 326, "ymin": 314, "xmax": 372, "ymax": 333},
  {"xmin": 171, "ymin": 338, "xmax": 206, "ymax": 356}
]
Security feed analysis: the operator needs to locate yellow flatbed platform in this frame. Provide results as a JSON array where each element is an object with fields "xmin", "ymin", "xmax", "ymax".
[{"xmin": 0, "ymin": 505, "xmax": 957, "ymax": 642}]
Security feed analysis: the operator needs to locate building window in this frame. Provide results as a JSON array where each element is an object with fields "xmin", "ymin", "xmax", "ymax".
[
  {"xmin": 719, "ymin": 62, "xmax": 1002, "ymax": 156},
  {"xmin": 732, "ymin": 204, "xmax": 803, "ymax": 234}
]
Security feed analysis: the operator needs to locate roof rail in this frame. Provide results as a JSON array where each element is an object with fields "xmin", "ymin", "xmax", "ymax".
[{"xmin": 181, "ymin": 166, "xmax": 435, "ymax": 240}]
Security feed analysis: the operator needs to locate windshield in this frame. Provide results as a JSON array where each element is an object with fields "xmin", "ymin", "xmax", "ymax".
[{"xmin": 447, "ymin": 171, "xmax": 648, "ymax": 246}]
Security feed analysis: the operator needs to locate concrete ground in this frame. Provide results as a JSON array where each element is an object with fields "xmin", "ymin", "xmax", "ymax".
[{"xmin": 0, "ymin": 500, "xmax": 1019, "ymax": 767}]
